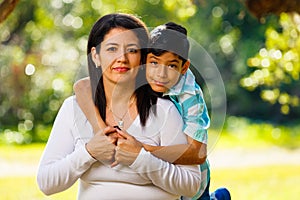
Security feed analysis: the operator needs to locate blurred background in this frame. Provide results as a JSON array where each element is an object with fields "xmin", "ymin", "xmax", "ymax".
[{"xmin": 0, "ymin": 0, "xmax": 299, "ymax": 199}]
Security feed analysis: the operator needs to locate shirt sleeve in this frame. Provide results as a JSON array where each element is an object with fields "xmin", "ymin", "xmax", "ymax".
[
  {"xmin": 179, "ymin": 84, "xmax": 210, "ymax": 144},
  {"xmin": 129, "ymin": 102, "xmax": 201, "ymax": 198},
  {"xmin": 37, "ymin": 97, "xmax": 97, "ymax": 195},
  {"xmin": 166, "ymin": 69, "xmax": 210, "ymax": 144}
]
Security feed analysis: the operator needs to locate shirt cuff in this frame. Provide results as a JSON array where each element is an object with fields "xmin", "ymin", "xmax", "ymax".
[
  {"xmin": 129, "ymin": 148, "xmax": 166, "ymax": 174},
  {"xmin": 73, "ymin": 145, "xmax": 97, "ymax": 170}
]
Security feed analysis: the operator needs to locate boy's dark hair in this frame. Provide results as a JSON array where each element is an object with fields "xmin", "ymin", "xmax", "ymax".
[{"xmin": 148, "ymin": 22, "xmax": 190, "ymax": 64}]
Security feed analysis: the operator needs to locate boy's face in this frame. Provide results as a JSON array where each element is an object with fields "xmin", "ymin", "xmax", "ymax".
[{"xmin": 146, "ymin": 52, "xmax": 189, "ymax": 93}]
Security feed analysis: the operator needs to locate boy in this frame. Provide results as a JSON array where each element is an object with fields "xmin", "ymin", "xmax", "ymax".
[
  {"xmin": 74, "ymin": 22, "xmax": 230, "ymax": 200},
  {"xmin": 144, "ymin": 22, "xmax": 211, "ymax": 199}
]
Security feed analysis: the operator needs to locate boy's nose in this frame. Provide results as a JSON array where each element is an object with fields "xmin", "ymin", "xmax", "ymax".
[{"xmin": 157, "ymin": 65, "xmax": 167, "ymax": 78}]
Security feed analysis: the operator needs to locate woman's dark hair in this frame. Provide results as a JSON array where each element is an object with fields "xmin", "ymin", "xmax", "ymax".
[
  {"xmin": 148, "ymin": 22, "xmax": 190, "ymax": 65},
  {"xmin": 87, "ymin": 13, "xmax": 156, "ymax": 126}
]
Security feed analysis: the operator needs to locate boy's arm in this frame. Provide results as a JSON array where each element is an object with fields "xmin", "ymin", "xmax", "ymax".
[
  {"xmin": 143, "ymin": 136, "xmax": 207, "ymax": 165},
  {"xmin": 73, "ymin": 77, "xmax": 207, "ymax": 165},
  {"xmin": 73, "ymin": 77, "xmax": 106, "ymax": 133},
  {"xmin": 145, "ymin": 70, "xmax": 208, "ymax": 165}
]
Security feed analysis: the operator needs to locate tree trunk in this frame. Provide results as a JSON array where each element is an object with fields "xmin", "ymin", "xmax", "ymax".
[
  {"xmin": 0, "ymin": 0, "xmax": 20, "ymax": 24},
  {"xmin": 246, "ymin": 0, "xmax": 300, "ymax": 19}
]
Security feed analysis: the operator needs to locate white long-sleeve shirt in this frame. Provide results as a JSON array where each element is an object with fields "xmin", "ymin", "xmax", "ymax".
[{"xmin": 37, "ymin": 96, "xmax": 201, "ymax": 200}]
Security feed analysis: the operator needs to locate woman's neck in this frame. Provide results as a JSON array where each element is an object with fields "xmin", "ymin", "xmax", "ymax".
[
  {"xmin": 103, "ymin": 79, "xmax": 138, "ymax": 129},
  {"xmin": 104, "ymin": 79, "xmax": 136, "ymax": 107}
]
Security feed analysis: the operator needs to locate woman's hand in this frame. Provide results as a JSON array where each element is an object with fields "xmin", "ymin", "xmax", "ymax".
[
  {"xmin": 85, "ymin": 126, "xmax": 118, "ymax": 164},
  {"xmin": 112, "ymin": 129, "xmax": 143, "ymax": 167}
]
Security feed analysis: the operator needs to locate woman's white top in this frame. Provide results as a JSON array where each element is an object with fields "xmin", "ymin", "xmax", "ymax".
[{"xmin": 37, "ymin": 96, "xmax": 201, "ymax": 200}]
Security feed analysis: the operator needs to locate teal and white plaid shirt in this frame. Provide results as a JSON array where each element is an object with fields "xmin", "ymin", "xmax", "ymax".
[{"xmin": 163, "ymin": 68, "xmax": 210, "ymax": 198}]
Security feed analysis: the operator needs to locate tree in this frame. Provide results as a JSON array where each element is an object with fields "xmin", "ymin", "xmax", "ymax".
[
  {"xmin": 1, "ymin": 0, "xmax": 299, "ymax": 144},
  {"xmin": 246, "ymin": 0, "xmax": 300, "ymax": 19},
  {"xmin": 0, "ymin": 0, "xmax": 19, "ymax": 23},
  {"xmin": 241, "ymin": 12, "xmax": 300, "ymax": 115}
]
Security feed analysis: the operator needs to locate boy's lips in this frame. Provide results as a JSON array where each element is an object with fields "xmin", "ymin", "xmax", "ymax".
[{"xmin": 153, "ymin": 80, "xmax": 169, "ymax": 86}]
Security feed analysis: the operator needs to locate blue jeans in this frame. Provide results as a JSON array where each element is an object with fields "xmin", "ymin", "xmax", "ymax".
[{"xmin": 197, "ymin": 180, "xmax": 210, "ymax": 200}]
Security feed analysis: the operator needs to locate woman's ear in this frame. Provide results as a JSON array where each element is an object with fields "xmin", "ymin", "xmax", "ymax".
[
  {"xmin": 91, "ymin": 47, "xmax": 101, "ymax": 67},
  {"xmin": 181, "ymin": 59, "xmax": 190, "ymax": 75}
]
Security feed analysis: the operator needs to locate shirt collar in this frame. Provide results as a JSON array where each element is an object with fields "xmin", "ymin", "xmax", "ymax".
[{"xmin": 163, "ymin": 69, "xmax": 196, "ymax": 96}]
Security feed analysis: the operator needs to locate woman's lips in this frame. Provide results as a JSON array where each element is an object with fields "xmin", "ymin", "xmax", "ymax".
[{"xmin": 113, "ymin": 67, "xmax": 130, "ymax": 72}]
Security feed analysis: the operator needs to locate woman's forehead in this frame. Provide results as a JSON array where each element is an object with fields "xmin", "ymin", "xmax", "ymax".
[{"xmin": 103, "ymin": 28, "xmax": 140, "ymax": 46}]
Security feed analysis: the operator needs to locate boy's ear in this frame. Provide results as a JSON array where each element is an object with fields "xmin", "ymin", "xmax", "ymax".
[{"xmin": 181, "ymin": 59, "xmax": 190, "ymax": 74}]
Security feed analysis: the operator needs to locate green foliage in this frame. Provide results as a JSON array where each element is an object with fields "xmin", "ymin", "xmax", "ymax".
[
  {"xmin": 1, "ymin": 0, "xmax": 299, "ymax": 143},
  {"xmin": 211, "ymin": 165, "xmax": 300, "ymax": 200},
  {"xmin": 241, "ymin": 13, "xmax": 300, "ymax": 115},
  {"xmin": 223, "ymin": 116, "xmax": 300, "ymax": 149}
]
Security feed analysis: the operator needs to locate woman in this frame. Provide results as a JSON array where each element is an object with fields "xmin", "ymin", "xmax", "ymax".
[{"xmin": 37, "ymin": 13, "xmax": 200, "ymax": 199}]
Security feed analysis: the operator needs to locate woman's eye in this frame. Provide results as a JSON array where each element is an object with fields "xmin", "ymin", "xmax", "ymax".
[
  {"xmin": 107, "ymin": 47, "xmax": 117, "ymax": 52},
  {"xmin": 127, "ymin": 48, "xmax": 138, "ymax": 53}
]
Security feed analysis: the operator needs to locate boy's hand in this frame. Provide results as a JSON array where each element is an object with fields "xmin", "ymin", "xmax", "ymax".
[
  {"xmin": 85, "ymin": 126, "xmax": 118, "ymax": 164},
  {"xmin": 111, "ymin": 129, "xmax": 143, "ymax": 167}
]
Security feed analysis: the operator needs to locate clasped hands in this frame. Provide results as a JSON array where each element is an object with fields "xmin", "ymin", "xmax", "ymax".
[{"xmin": 85, "ymin": 126, "xmax": 143, "ymax": 167}]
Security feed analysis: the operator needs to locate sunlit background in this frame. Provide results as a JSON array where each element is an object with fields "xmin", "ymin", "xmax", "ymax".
[{"xmin": 0, "ymin": 0, "xmax": 299, "ymax": 199}]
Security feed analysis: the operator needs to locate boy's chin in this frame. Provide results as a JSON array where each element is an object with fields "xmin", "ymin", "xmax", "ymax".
[{"xmin": 150, "ymin": 84, "xmax": 168, "ymax": 93}]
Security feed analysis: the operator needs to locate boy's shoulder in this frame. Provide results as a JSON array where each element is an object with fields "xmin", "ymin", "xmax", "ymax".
[{"xmin": 165, "ymin": 69, "xmax": 199, "ymax": 96}]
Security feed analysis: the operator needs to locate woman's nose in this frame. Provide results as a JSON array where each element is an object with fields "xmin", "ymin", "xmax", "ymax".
[{"xmin": 116, "ymin": 49, "xmax": 128, "ymax": 63}]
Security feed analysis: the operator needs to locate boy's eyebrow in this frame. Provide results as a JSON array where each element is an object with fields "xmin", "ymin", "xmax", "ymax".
[
  {"xmin": 148, "ymin": 55, "xmax": 158, "ymax": 59},
  {"xmin": 148, "ymin": 55, "xmax": 180, "ymax": 63},
  {"xmin": 168, "ymin": 59, "xmax": 180, "ymax": 63}
]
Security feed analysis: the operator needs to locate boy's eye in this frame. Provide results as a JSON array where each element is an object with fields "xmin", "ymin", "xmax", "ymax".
[
  {"xmin": 150, "ymin": 61, "xmax": 158, "ymax": 66},
  {"xmin": 168, "ymin": 64, "xmax": 178, "ymax": 69}
]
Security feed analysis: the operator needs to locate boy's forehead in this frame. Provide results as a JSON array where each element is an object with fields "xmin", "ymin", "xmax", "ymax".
[{"xmin": 147, "ymin": 52, "xmax": 181, "ymax": 60}]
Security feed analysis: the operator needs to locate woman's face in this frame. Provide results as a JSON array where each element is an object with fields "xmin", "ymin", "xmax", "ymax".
[{"xmin": 97, "ymin": 28, "xmax": 141, "ymax": 85}]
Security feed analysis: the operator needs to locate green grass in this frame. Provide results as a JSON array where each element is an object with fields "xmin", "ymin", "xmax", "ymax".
[
  {"xmin": 0, "ymin": 143, "xmax": 44, "ymax": 161},
  {"xmin": 1, "ymin": 137, "xmax": 300, "ymax": 199},
  {"xmin": 1, "ymin": 165, "xmax": 299, "ymax": 199},
  {"xmin": 210, "ymin": 165, "xmax": 300, "ymax": 199},
  {"xmin": 0, "ymin": 143, "xmax": 77, "ymax": 199},
  {"xmin": 0, "ymin": 176, "xmax": 77, "ymax": 200}
]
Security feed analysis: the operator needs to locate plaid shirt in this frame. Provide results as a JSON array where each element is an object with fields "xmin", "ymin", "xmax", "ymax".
[
  {"xmin": 163, "ymin": 68, "xmax": 210, "ymax": 143},
  {"xmin": 163, "ymin": 68, "xmax": 210, "ymax": 198}
]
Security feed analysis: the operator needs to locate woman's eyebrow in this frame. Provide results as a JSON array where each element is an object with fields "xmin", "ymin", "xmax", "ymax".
[
  {"xmin": 104, "ymin": 42, "xmax": 118, "ymax": 46},
  {"xmin": 127, "ymin": 43, "xmax": 140, "ymax": 47},
  {"xmin": 104, "ymin": 43, "xmax": 139, "ymax": 48}
]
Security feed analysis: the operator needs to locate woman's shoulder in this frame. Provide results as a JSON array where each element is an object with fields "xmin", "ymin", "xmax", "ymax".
[
  {"xmin": 58, "ymin": 95, "xmax": 87, "ymax": 121},
  {"xmin": 62, "ymin": 95, "xmax": 76, "ymax": 106},
  {"xmin": 156, "ymin": 97, "xmax": 173, "ymax": 107},
  {"xmin": 59, "ymin": 95, "xmax": 79, "ymax": 112},
  {"xmin": 156, "ymin": 97, "xmax": 178, "ymax": 114}
]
